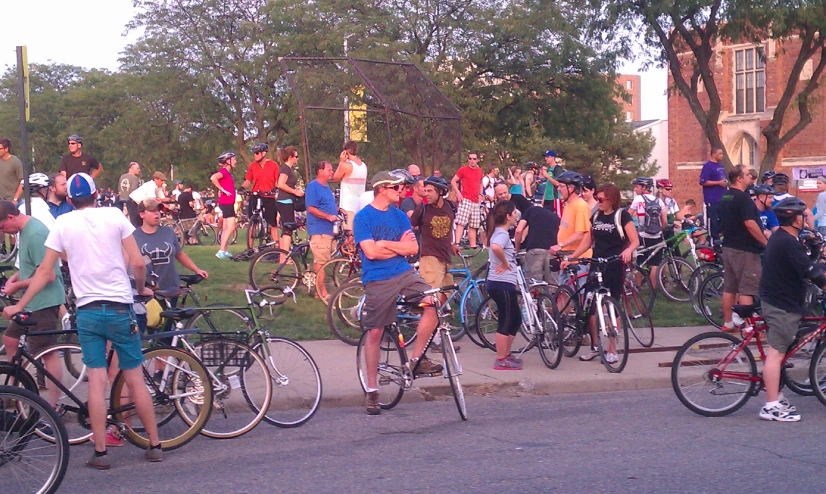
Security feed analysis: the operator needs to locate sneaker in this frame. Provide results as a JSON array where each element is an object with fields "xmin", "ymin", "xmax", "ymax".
[
  {"xmin": 778, "ymin": 395, "xmax": 797, "ymax": 413},
  {"xmin": 365, "ymin": 391, "xmax": 380, "ymax": 416},
  {"xmin": 507, "ymin": 354, "xmax": 522, "ymax": 365},
  {"xmin": 759, "ymin": 402, "xmax": 801, "ymax": 422},
  {"xmin": 92, "ymin": 428, "xmax": 124, "ymax": 447},
  {"xmin": 145, "ymin": 445, "xmax": 164, "ymax": 462},
  {"xmin": 604, "ymin": 352, "xmax": 618, "ymax": 364},
  {"xmin": 86, "ymin": 452, "xmax": 111, "ymax": 470},
  {"xmin": 579, "ymin": 349, "xmax": 600, "ymax": 362},
  {"xmin": 494, "ymin": 357, "xmax": 522, "ymax": 370},
  {"xmin": 411, "ymin": 357, "xmax": 443, "ymax": 376},
  {"xmin": 215, "ymin": 250, "xmax": 231, "ymax": 259}
]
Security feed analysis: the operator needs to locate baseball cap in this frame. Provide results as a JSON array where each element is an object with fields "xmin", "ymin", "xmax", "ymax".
[
  {"xmin": 173, "ymin": 179, "xmax": 182, "ymax": 185},
  {"xmin": 153, "ymin": 171, "xmax": 167, "ymax": 181},
  {"xmin": 67, "ymin": 173, "xmax": 96, "ymax": 198},
  {"xmin": 543, "ymin": 150, "xmax": 557, "ymax": 158},
  {"xmin": 138, "ymin": 198, "xmax": 161, "ymax": 213},
  {"xmin": 371, "ymin": 170, "xmax": 405, "ymax": 189}
]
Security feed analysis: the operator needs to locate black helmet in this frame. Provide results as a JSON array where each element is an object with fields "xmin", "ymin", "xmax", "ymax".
[
  {"xmin": 772, "ymin": 172, "xmax": 790, "ymax": 186},
  {"xmin": 217, "ymin": 151, "xmax": 236, "ymax": 163},
  {"xmin": 632, "ymin": 177, "xmax": 654, "ymax": 190},
  {"xmin": 525, "ymin": 161, "xmax": 539, "ymax": 170},
  {"xmin": 391, "ymin": 169, "xmax": 418, "ymax": 185},
  {"xmin": 252, "ymin": 143, "xmax": 268, "ymax": 154},
  {"xmin": 799, "ymin": 229, "xmax": 825, "ymax": 261},
  {"xmin": 67, "ymin": 134, "xmax": 83, "ymax": 145},
  {"xmin": 423, "ymin": 176, "xmax": 449, "ymax": 195},
  {"xmin": 752, "ymin": 184, "xmax": 776, "ymax": 196},
  {"xmin": 760, "ymin": 170, "xmax": 776, "ymax": 183},
  {"xmin": 582, "ymin": 174, "xmax": 596, "ymax": 191},
  {"xmin": 773, "ymin": 197, "xmax": 806, "ymax": 224},
  {"xmin": 556, "ymin": 171, "xmax": 583, "ymax": 186}
]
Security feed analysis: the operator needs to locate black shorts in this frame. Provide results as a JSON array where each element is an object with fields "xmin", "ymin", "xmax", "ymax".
[
  {"xmin": 247, "ymin": 196, "xmax": 277, "ymax": 227},
  {"xmin": 275, "ymin": 201, "xmax": 295, "ymax": 228},
  {"xmin": 219, "ymin": 203, "xmax": 236, "ymax": 219},
  {"xmin": 638, "ymin": 236, "xmax": 664, "ymax": 267}
]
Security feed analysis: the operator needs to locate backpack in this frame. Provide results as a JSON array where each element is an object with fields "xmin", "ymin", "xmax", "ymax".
[
  {"xmin": 640, "ymin": 195, "xmax": 663, "ymax": 236},
  {"xmin": 592, "ymin": 210, "xmax": 626, "ymax": 242}
]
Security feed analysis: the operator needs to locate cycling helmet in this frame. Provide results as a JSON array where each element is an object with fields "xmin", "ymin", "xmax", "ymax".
[
  {"xmin": 656, "ymin": 178, "xmax": 673, "ymax": 189},
  {"xmin": 67, "ymin": 134, "xmax": 83, "ymax": 145},
  {"xmin": 632, "ymin": 177, "xmax": 654, "ymax": 190},
  {"xmin": 752, "ymin": 184, "xmax": 776, "ymax": 196},
  {"xmin": 772, "ymin": 172, "xmax": 790, "ymax": 186},
  {"xmin": 391, "ymin": 168, "xmax": 418, "ymax": 185},
  {"xmin": 525, "ymin": 161, "xmax": 539, "ymax": 171},
  {"xmin": 423, "ymin": 176, "xmax": 449, "ymax": 195},
  {"xmin": 217, "ymin": 151, "xmax": 236, "ymax": 164},
  {"xmin": 22, "ymin": 173, "xmax": 50, "ymax": 193},
  {"xmin": 582, "ymin": 174, "xmax": 596, "ymax": 191},
  {"xmin": 556, "ymin": 171, "xmax": 583, "ymax": 186},
  {"xmin": 252, "ymin": 143, "xmax": 269, "ymax": 154},
  {"xmin": 760, "ymin": 170, "xmax": 776, "ymax": 183},
  {"xmin": 773, "ymin": 197, "xmax": 807, "ymax": 224}
]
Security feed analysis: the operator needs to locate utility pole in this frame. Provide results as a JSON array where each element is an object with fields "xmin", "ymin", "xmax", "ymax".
[{"xmin": 16, "ymin": 46, "xmax": 31, "ymax": 214}]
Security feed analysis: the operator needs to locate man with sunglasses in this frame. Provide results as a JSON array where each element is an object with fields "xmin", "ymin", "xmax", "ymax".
[
  {"xmin": 355, "ymin": 171, "xmax": 442, "ymax": 415},
  {"xmin": 241, "ymin": 143, "xmax": 279, "ymax": 249},
  {"xmin": 451, "ymin": 152, "xmax": 484, "ymax": 249},
  {"xmin": 60, "ymin": 134, "xmax": 103, "ymax": 179}
]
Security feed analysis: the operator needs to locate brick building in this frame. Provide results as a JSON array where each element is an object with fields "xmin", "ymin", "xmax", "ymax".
[
  {"xmin": 616, "ymin": 74, "xmax": 642, "ymax": 122},
  {"xmin": 668, "ymin": 37, "xmax": 826, "ymax": 207}
]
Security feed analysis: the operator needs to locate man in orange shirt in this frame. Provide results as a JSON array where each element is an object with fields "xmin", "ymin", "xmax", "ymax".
[
  {"xmin": 241, "ymin": 143, "xmax": 280, "ymax": 249},
  {"xmin": 550, "ymin": 171, "xmax": 592, "ymax": 288}
]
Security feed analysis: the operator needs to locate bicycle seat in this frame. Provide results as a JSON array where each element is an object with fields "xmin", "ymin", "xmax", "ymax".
[
  {"xmin": 155, "ymin": 288, "xmax": 189, "ymax": 300},
  {"xmin": 282, "ymin": 222, "xmax": 300, "ymax": 233},
  {"xmin": 180, "ymin": 274, "xmax": 204, "ymax": 286},
  {"xmin": 158, "ymin": 308, "xmax": 197, "ymax": 321},
  {"xmin": 733, "ymin": 303, "xmax": 760, "ymax": 318}
]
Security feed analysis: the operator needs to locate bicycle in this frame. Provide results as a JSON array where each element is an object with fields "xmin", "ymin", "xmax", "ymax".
[
  {"xmin": 634, "ymin": 223, "xmax": 704, "ymax": 303},
  {"xmin": 355, "ymin": 285, "xmax": 466, "ymax": 420},
  {"xmin": 552, "ymin": 255, "xmax": 630, "ymax": 373},
  {"xmin": 474, "ymin": 253, "xmax": 562, "ymax": 368},
  {"xmin": 161, "ymin": 209, "xmax": 217, "ymax": 247},
  {"xmin": 0, "ymin": 312, "xmax": 213, "ymax": 449},
  {"xmin": 671, "ymin": 301, "xmax": 826, "ymax": 417},
  {"xmin": 0, "ymin": 384, "xmax": 69, "ymax": 494}
]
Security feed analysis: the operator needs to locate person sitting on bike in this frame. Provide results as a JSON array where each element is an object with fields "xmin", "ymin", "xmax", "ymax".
[
  {"xmin": 562, "ymin": 184, "xmax": 639, "ymax": 362},
  {"xmin": 241, "ymin": 143, "xmax": 280, "ymax": 250},
  {"xmin": 355, "ymin": 170, "xmax": 442, "ymax": 415},
  {"xmin": 752, "ymin": 184, "xmax": 779, "ymax": 239},
  {"xmin": 628, "ymin": 177, "xmax": 667, "ymax": 290},
  {"xmin": 758, "ymin": 197, "xmax": 826, "ymax": 422}
]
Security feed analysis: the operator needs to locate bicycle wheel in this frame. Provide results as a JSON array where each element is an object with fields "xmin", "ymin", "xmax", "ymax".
[
  {"xmin": 459, "ymin": 280, "xmax": 487, "ymax": 347},
  {"xmin": 111, "ymin": 347, "xmax": 213, "ymax": 451},
  {"xmin": 356, "ymin": 329, "xmax": 405, "ymax": 409},
  {"xmin": 21, "ymin": 344, "xmax": 92, "ymax": 445},
  {"xmin": 249, "ymin": 248, "xmax": 301, "ymax": 292},
  {"xmin": 808, "ymin": 342, "xmax": 826, "ymax": 406},
  {"xmin": 440, "ymin": 328, "xmax": 467, "ymax": 420},
  {"xmin": 622, "ymin": 282, "xmax": 655, "ymax": 348},
  {"xmin": 0, "ymin": 237, "xmax": 18, "ymax": 264},
  {"xmin": 474, "ymin": 295, "xmax": 498, "ymax": 351},
  {"xmin": 626, "ymin": 264, "xmax": 656, "ymax": 312},
  {"xmin": 689, "ymin": 263, "xmax": 723, "ymax": 315},
  {"xmin": 189, "ymin": 338, "xmax": 272, "ymax": 439},
  {"xmin": 671, "ymin": 332, "xmax": 757, "ymax": 416},
  {"xmin": 317, "ymin": 258, "xmax": 361, "ymax": 304},
  {"xmin": 657, "ymin": 257, "xmax": 693, "ymax": 302},
  {"xmin": 535, "ymin": 293, "xmax": 563, "ymax": 369},
  {"xmin": 698, "ymin": 271, "xmax": 725, "ymax": 329},
  {"xmin": 252, "ymin": 336, "xmax": 322, "ymax": 427},
  {"xmin": 0, "ymin": 385, "xmax": 69, "ymax": 494},
  {"xmin": 552, "ymin": 285, "xmax": 582, "ymax": 358},
  {"xmin": 184, "ymin": 305, "xmax": 253, "ymax": 333},
  {"xmin": 782, "ymin": 331, "xmax": 821, "ymax": 397},
  {"xmin": 197, "ymin": 223, "xmax": 218, "ymax": 246},
  {"xmin": 327, "ymin": 280, "xmax": 364, "ymax": 345},
  {"xmin": 595, "ymin": 296, "xmax": 629, "ymax": 373}
]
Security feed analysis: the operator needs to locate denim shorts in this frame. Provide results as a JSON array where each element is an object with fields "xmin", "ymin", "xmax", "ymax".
[{"xmin": 76, "ymin": 304, "xmax": 143, "ymax": 370}]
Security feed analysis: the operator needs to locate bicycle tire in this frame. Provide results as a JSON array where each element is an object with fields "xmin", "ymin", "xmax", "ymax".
[
  {"xmin": 111, "ymin": 347, "xmax": 213, "ymax": 451},
  {"xmin": 217, "ymin": 226, "xmax": 239, "ymax": 246},
  {"xmin": 698, "ymin": 271, "xmax": 725, "ymax": 329},
  {"xmin": 459, "ymin": 279, "xmax": 487, "ymax": 348},
  {"xmin": 356, "ymin": 329, "xmax": 405, "ymax": 409},
  {"xmin": 657, "ymin": 257, "xmax": 693, "ymax": 302},
  {"xmin": 671, "ymin": 331, "xmax": 757, "ymax": 416},
  {"xmin": 596, "ymin": 296, "xmax": 629, "ymax": 373},
  {"xmin": 689, "ymin": 263, "xmax": 723, "ymax": 315},
  {"xmin": 535, "ymin": 293, "xmax": 563, "ymax": 369},
  {"xmin": 0, "ymin": 385, "xmax": 70, "ymax": 494},
  {"xmin": 249, "ymin": 248, "xmax": 301, "ymax": 292},
  {"xmin": 327, "ymin": 280, "xmax": 364, "ymax": 345},
  {"xmin": 808, "ymin": 341, "xmax": 826, "ymax": 406},
  {"xmin": 626, "ymin": 264, "xmax": 656, "ymax": 312},
  {"xmin": 552, "ymin": 285, "xmax": 582, "ymax": 358},
  {"xmin": 622, "ymin": 282, "xmax": 655, "ymax": 348},
  {"xmin": 440, "ymin": 328, "xmax": 467, "ymax": 420},
  {"xmin": 251, "ymin": 336, "xmax": 322, "ymax": 427},
  {"xmin": 473, "ymin": 295, "xmax": 498, "ymax": 351},
  {"xmin": 184, "ymin": 305, "xmax": 253, "ymax": 333},
  {"xmin": 190, "ymin": 338, "xmax": 272, "ymax": 439},
  {"xmin": 0, "ymin": 238, "xmax": 18, "ymax": 264},
  {"xmin": 782, "ymin": 333, "xmax": 821, "ymax": 397},
  {"xmin": 317, "ymin": 258, "xmax": 361, "ymax": 304},
  {"xmin": 197, "ymin": 223, "xmax": 218, "ymax": 246}
]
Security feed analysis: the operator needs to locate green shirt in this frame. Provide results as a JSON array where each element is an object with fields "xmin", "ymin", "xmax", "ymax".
[
  {"xmin": 19, "ymin": 218, "xmax": 65, "ymax": 312},
  {"xmin": 543, "ymin": 165, "xmax": 563, "ymax": 200}
]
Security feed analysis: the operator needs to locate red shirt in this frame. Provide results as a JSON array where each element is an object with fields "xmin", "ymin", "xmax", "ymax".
[
  {"xmin": 244, "ymin": 159, "xmax": 279, "ymax": 194},
  {"xmin": 455, "ymin": 165, "xmax": 483, "ymax": 202}
]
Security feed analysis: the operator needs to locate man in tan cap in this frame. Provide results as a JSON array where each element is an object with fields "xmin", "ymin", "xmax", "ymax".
[{"xmin": 128, "ymin": 171, "xmax": 172, "ymax": 227}]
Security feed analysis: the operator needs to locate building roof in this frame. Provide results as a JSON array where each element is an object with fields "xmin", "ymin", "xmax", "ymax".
[{"xmin": 630, "ymin": 119, "xmax": 659, "ymax": 130}]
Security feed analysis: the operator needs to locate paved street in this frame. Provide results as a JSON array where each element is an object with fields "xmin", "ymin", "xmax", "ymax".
[{"xmin": 60, "ymin": 388, "xmax": 826, "ymax": 493}]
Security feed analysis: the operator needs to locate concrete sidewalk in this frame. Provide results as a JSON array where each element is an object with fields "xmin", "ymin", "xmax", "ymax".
[{"xmin": 299, "ymin": 325, "xmax": 716, "ymax": 408}]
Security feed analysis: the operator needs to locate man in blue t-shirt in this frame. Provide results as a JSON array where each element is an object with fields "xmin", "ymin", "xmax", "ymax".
[
  {"xmin": 699, "ymin": 147, "xmax": 727, "ymax": 243},
  {"xmin": 354, "ymin": 170, "xmax": 441, "ymax": 416},
  {"xmin": 753, "ymin": 184, "xmax": 779, "ymax": 238},
  {"xmin": 306, "ymin": 161, "xmax": 340, "ymax": 301}
]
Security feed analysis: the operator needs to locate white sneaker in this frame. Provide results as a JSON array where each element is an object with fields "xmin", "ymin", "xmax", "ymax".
[
  {"xmin": 604, "ymin": 352, "xmax": 618, "ymax": 364},
  {"xmin": 778, "ymin": 395, "xmax": 797, "ymax": 413},
  {"xmin": 759, "ymin": 402, "xmax": 801, "ymax": 422},
  {"xmin": 579, "ymin": 349, "xmax": 600, "ymax": 361}
]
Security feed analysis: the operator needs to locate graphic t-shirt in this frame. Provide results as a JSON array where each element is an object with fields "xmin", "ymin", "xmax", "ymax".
[
  {"xmin": 592, "ymin": 209, "xmax": 633, "ymax": 258},
  {"xmin": 306, "ymin": 179, "xmax": 337, "ymax": 236},
  {"xmin": 558, "ymin": 196, "xmax": 592, "ymax": 258},
  {"xmin": 60, "ymin": 153, "xmax": 101, "ymax": 178},
  {"xmin": 0, "ymin": 155, "xmax": 24, "ymax": 200},
  {"xmin": 217, "ymin": 168, "xmax": 235, "ymax": 205},
  {"xmin": 759, "ymin": 209, "xmax": 779, "ymax": 231},
  {"xmin": 411, "ymin": 199, "xmax": 455, "ymax": 264},
  {"xmin": 19, "ymin": 217, "xmax": 65, "ymax": 311},
  {"xmin": 354, "ymin": 204, "xmax": 414, "ymax": 283},
  {"xmin": 118, "ymin": 173, "xmax": 141, "ymax": 201},
  {"xmin": 133, "ymin": 226, "xmax": 181, "ymax": 292},
  {"xmin": 455, "ymin": 165, "xmax": 483, "ymax": 202},
  {"xmin": 521, "ymin": 206, "xmax": 559, "ymax": 250}
]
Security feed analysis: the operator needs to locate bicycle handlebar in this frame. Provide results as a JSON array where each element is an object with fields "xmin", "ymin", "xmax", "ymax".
[{"xmin": 565, "ymin": 255, "xmax": 623, "ymax": 265}]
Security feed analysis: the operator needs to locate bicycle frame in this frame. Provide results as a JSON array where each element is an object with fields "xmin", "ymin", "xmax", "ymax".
[{"xmin": 561, "ymin": 262, "xmax": 618, "ymax": 340}]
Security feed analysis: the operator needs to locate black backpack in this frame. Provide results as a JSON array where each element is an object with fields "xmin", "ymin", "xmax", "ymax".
[{"xmin": 640, "ymin": 195, "xmax": 663, "ymax": 236}]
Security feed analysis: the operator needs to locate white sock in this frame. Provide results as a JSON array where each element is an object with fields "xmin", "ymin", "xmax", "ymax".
[
  {"xmin": 723, "ymin": 321, "xmax": 735, "ymax": 329},
  {"xmin": 765, "ymin": 400, "xmax": 780, "ymax": 408},
  {"xmin": 365, "ymin": 388, "xmax": 379, "ymax": 393}
]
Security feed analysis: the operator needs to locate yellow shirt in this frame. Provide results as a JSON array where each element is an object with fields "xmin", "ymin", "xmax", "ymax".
[{"xmin": 558, "ymin": 196, "xmax": 592, "ymax": 258}]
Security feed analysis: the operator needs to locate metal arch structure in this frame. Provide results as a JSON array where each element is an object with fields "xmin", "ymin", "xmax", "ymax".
[{"xmin": 279, "ymin": 57, "xmax": 462, "ymax": 179}]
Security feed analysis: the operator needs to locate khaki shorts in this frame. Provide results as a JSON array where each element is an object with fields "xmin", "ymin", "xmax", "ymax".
[
  {"xmin": 762, "ymin": 301, "xmax": 801, "ymax": 354},
  {"xmin": 419, "ymin": 256, "xmax": 454, "ymax": 289},
  {"xmin": 525, "ymin": 249, "xmax": 558, "ymax": 286},
  {"xmin": 721, "ymin": 247, "xmax": 761, "ymax": 296},
  {"xmin": 310, "ymin": 234, "xmax": 334, "ymax": 265},
  {"xmin": 362, "ymin": 270, "xmax": 432, "ymax": 330},
  {"xmin": 4, "ymin": 305, "xmax": 61, "ymax": 355}
]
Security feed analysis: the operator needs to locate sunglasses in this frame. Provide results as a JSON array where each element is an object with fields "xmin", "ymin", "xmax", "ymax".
[
  {"xmin": 468, "ymin": 157, "xmax": 478, "ymax": 160},
  {"xmin": 68, "ymin": 142, "xmax": 79, "ymax": 146},
  {"xmin": 664, "ymin": 187, "xmax": 673, "ymax": 191},
  {"xmin": 596, "ymin": 197, "xmax": 606, "ymax": 203},
  {"xmin": 384, "ymin": 184, "xmax": 403, "ymax": 191}
]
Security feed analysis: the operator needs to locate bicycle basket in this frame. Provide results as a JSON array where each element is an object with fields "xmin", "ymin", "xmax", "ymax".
[{"xmin": 198, "ymin": 333, "xmax": 251, "ymax": 367}]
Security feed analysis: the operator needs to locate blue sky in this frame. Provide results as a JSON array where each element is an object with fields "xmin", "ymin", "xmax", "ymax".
[{"xmin": 3, "ymin": 0, "xmax": 668, "ymax": 120}]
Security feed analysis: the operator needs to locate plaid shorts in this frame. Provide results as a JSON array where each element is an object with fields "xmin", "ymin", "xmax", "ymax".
[{"xmin": 455, "ymin": 198, "xmax": 483, "ymax": 229}]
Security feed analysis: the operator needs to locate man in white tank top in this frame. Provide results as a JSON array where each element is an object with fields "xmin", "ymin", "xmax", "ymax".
[{"xmin": 334, "ymin": 140, "xmax": 367, "ymax": 230}]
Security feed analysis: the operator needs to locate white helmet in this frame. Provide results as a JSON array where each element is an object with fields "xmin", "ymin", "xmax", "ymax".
[{"xmin": 21, "ymin": 172, "xmax": 50, "ymax": 190}]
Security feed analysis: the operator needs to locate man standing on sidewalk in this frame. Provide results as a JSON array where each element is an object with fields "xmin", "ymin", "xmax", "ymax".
[
  {"xmin": 699, "ymin": 147, "xmax": 727, "ymax": 243},
  {"xmin": 450, "ymin": 152, "xmax": 484, "ymax": 249},
  {"xmin": 306, "ymin": 161, "xmax": 339, "ymax": 302}
]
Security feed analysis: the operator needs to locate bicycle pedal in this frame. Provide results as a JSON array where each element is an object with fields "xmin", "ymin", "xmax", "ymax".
[{"xmin": 417, "ymin": 372, "xmax": 442, "ymax": 378}]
